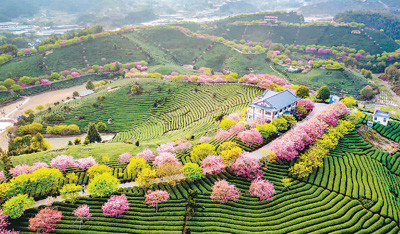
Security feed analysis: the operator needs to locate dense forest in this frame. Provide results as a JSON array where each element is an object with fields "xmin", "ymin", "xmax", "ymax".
[{"xmin": 335, "ymin": 10, "xmax": 400, "ymax": 40}]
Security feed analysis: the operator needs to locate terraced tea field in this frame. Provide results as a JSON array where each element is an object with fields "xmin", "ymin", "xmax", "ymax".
[{"xmin": 39, "ymin": 78, "xmax": 262, "ymax": 143}]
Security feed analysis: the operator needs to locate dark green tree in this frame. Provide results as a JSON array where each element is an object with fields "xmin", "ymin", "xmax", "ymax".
[
  {"xmin": 295, "ymin": 85, "xmax": 310, "ymax": 98},
  {"xmin": 86, "ymin": 123, "xmax": 102, "ymax": 143},
  {"xmin": 86, "ymin": 80, "xmax": 95, "ymax": 90},
  {"xmin": 316, "ymin": 86, "xmax": 330, "ymax": 100}
]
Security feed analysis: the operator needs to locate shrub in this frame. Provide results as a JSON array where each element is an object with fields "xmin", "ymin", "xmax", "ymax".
[
  {"xmin": 7, "ymin": 168, "xmax": 63, "ymax": 198},
  {"xmin": 342, "ymin": 96, "xmax": 357, "ymax": 107},
  {"xmin": 87, "ymin": 173, "xmax": 120, "ymax": 198},
  {"xmin": 220, "ymin": 146, "xmax": 243, "ymax": 165},
  {"xmin": 295, "ymin": 85, "xmax": 310, "ymax": 98},
  {"xmin": 183, "ymin": 163, "xmax": 203, "ymax": 181},
  {"xmin": 60, "ymin": 184, "xmax": 82, "ymax": 204},
  {"xmin": 87, "ymin": 164, "xmax": 112, "ymax": 178},
  {"xmin": 210, "ymin": 180, "xmax": 240, "ymax": 204},
  {"xmin": 190, "ymin": 143, "xmax": 216, "ymax": 163},
  {"xmin": 316, "ymin": 86, "xmax": 330, "ymax": 100},
  {"xmin": 28, "ymin": 207, "xmax": 62, "ymax": 233},
  {"xmin": 272, "ymin": 117, "xmax": 288, "ymax": 132},
  {"xmin": 256, "ymin": 123, "xmax": 277, "ymax": 139},
  {"xmin": 219, "ymin": 118, "xmax": 238, "ymax": 130},
  {"xmin": 102, "ymin": 194, "xmax": 129, "ymax": 217},
  {"xmin": 3, "ymin": 194, "xmax": 35, "ymax": 219},
  {"xmin": 126, "ymin": 157, "xmax": 150, "ymax": 179},
  {"xmin": 96, "ymin": 122, "xmax": 107, "ymax": 132},
  {"xmin": 135, "ymin": 168, "xmax": 156, "ymax": 188}
]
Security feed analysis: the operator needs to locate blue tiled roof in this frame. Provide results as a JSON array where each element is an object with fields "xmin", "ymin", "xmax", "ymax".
[
  {"xmin": 374, "ymin": 110, "xmax": 390, "ymax": 118},
  {"xmin": 256, "ymin": 90, "xmax": 300, "ymax": 111}
]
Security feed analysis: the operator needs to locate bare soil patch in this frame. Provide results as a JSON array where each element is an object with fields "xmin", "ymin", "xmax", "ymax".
[{"xmin": 357, "ymin": 125, "xmax": 400, "ymax": 153}]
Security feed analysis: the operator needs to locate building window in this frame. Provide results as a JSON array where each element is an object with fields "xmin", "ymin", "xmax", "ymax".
[
  {"xmin": 384, "ymin": 118, "xmax": 387, "ymax": 122},
  {"xmin": 374, "ymin": 117, "xmax": 377, "ymax": 121}
]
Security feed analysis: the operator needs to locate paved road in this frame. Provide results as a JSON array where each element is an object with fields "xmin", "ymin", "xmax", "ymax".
[{"xmin": 248, "ymin": 103, "xmax": 328, "ymax": 159}]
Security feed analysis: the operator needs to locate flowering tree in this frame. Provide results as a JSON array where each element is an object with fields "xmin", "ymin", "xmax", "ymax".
[
  {"xmin": 0, "ymin": 210, "xmax": 18, "ymax": 234},
  {"xmin": 73, "ymin": 205, "xmax": 92, "ymax": 230},
  {"xmin": 247, "ymin": 179, "xmax": 276, "ymax": 201},
  {"xmin": 50, "ymin": 155, "xmax": 76, "ymax": 171},
  {"xmin": 28, "ymin": 207, "xmax": 62, "ymax": 233},
  {"xmin": 156, "ymin": 143, "xmax": 175, "ymax": 154},
  {"xmin": 199, "ymin": 136, "xmax": 211, "ymax": 143},
  {"xmin": 230, "ymin": 153, "xmax": 264, "ymax": 180},
  {"xmin": 126, "ymin": 157, "xmax": 150, "ymax": 179},
  {"xmin": 145, "ymin": 190, "xmax": 170, "ymax": 212},
  {"xmin": 153, "ymin": 153, "xmax": 180, "ymax": 169},
  {"xmin": 190, "ymin": 143, "xmax": 216, "ymax": 163},
  {"xmin": 87, "ymin": 164, "xmax": 112, "ymax": 178},
  {"xmin": 137, "ymin": 148, "xmax": 156, "ymax": 161},
  {"xmin": 0, "ymin": 172, "xmax": 6, "ymax": 183},
  {"xmin": 102, "ymin": 194, "xmax": 130, "ymax": 217},
  {"xmin": 237, "ymin": 129, "xmax": 263, "ymax": 146},
  {"xmin": 135, "ymin": 168, "xmax": 156, "ymax": 188},
  {"xmin": 210, "ymin": 180, "xmax": 241, "ymax": 204},
  {"xmin": 118, "ymin": 152, "xmax": 133, "ymax": 164},
  {"xmin": 201, "ymin": 155, "xmax": 226, "ymax": 175},
  {"xmin": 74, "ymin": 156, "xmax": 97, "ymax": 170},
  {"xmin": 87, "ymin": 173, "xmax": 120, "ymax": 198},
  {"xmin": 183, "ymin": 163, "xmax": 203, "ymax": 181},
  {"xmin": 226, "ymin": 113, "xmax": 240, "ymax": 122},
  {"xmin": 297, "ymin": 99, "xmax": 315, "ymax": 111},
  {"xmin": 10, "ymin": 162, "xmax": 49, "ymax": 177}
]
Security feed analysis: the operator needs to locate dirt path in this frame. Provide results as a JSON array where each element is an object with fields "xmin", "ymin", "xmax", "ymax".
[{"xmin": 2, "ymin": 84, "xmax": 87, "ymax": 119}]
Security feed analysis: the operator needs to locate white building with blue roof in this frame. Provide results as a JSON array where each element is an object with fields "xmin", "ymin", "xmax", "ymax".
[
  {"xmin": 247, "ymin": 89, "xmax": 301, "ymax": 121},
  {"xmin": 373, "ymin": 110, "xmax": 390, "ymax": 126}
]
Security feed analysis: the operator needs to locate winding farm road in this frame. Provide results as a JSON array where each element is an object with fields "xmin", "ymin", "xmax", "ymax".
[{"xmin": 247, "ymin": 103, "xmax": 328, "ymax": 159}]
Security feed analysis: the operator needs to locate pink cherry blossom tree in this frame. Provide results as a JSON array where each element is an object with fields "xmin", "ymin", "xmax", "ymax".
[
  {"xmin": 0, "ymin": 172, "xmax": 6, "ymax": 183},
  {"xmin": 0, "ymin": 209, "xmax": 18, "ymax": 234},
  {"xmin": 199, "ymin": 136, "xmax": 211, "ymax": 143},
  {"xmin": 102, "ymin": 194, "xmax": 130, "ymax": 217},
  {"xmin": 230, "ymin": 153, "xmax": 264, "ymax": 180},
  {"xmin": 248, "ymin": 179, "xmax": 276, "ymax": 201},
  {"xmin": 145, "ymin": 190, "xmax": 170, "ymax": 212},
  {"xmin": 118, "ymin": 152, "xmax": 133, "ymax": 164},
  {"xmin": 237, "ymin": 129, "xmax": 263, "ymax": 146},
  {"xmin": 51, "ymin": 155, "xmax": 76, "ymax": 171},
  {"xmin": 73, "ymin": 205, "xmax": 92, "ymax": 230},
  {"xmin": 28, "ymin": 207, "xmax": 63, "ymax": 233},
  {"xmin": 210, "ymin": 180, "xmax": 241, "ymax": 204},
  {"xmin": 156, "ymin": 143, "xmax": 175, "ymax": 154},
  {"xmin": 137, "ymin": 148, "xmax": 156, "ymax": 161},
  {"xmin": 297, "ymin": 99, "xmax": 315, "ymax": 111},
  {"xmin": 74, "ymin": 156, "xmax": 97, "ymax": 171},
  {"xmin": 201, "ymin": 155, "xmax": 226, "ymax": 175},
  {"xmin": 153, "ymin": 153, "xmax": 180, "ymax": 169}
]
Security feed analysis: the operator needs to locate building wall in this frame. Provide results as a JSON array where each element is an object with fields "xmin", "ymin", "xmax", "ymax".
[{"xmin": 373, "ymin": 115, "xmax": 389, "ymax": 126}]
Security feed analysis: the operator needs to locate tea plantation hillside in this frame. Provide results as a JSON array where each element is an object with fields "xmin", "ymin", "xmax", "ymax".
[
  {"xmin": 276, "ymin": 66, "xmax": 369, "ymax": 96},
  {"xmin": 9, "ymin": 131, "xmax": 400, "ymax": 233},
  {"xmin": 204, "ymin": 25, "xmax": 398, "ymax": 55},
  {"xmin": 37, "ymin": 78, "xmax": 263, "ymax": 142}
]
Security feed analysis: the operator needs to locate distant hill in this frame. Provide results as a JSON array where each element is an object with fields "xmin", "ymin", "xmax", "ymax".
[
  {"xmin": 298, "ymin": 0, "xmax": 398, "ymax": 17},
  {"xmin": 335, "ymin": 10, "xmax": 400, "ymax": 40}
]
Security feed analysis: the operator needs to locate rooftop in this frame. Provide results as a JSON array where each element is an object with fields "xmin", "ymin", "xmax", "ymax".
[
  {"xmin": 373, "ymin": 110, "xmax": 390, "ymax": 118},
  {"xmin": 253, "ymin": 89, "xmax": 301, "ymax": 111}
]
